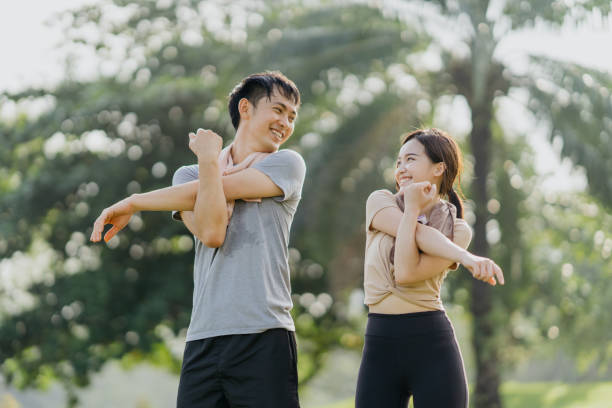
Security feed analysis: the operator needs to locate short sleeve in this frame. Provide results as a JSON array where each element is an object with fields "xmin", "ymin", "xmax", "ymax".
[
  {"xmin": 448, "ymin": 218, "xmax": 473, "ymax": 270},
  {"xmin": 252, "ymin": 149, "xmax": 306, "ymax": 202},
  {"xmin": 171, "ymin": 165, "xmax": 198, "ymax": 220},
  {"xmin": 365, "ymin": 190, "xmax": 398, "ymax": 232}
]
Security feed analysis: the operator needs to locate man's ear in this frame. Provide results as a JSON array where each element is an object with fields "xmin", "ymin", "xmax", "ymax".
[
  {"xmin": 238, "ymin": 98, "xmax": 251, "ymax": 121},
  {"xmin": 434, "ymin": 162, "xmax": 445, "ymax": 177}
]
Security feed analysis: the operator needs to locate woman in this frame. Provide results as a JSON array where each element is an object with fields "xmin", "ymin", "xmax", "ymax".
[{"xmin": 355, "ymin": 128, "xmax": 504, "ymax": 407}]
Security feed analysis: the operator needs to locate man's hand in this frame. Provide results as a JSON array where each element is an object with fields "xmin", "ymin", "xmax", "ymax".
[
  {"xmin": 90, "ymin": 198, "xmax": 136, "ymax": 243},
  {"xmin": 459, "ymin": 252, "xmax": 505, "ymax": 286},
  {"xmin": 189, "ymin": 128, "xmax": 223, "ymax": 162}
]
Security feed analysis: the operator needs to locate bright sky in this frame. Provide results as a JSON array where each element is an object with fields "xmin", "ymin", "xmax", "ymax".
[
  {"xmin": 1, "ymin": 1, "xmax": 611, "ymax": 192},
  {"xmin": 0, "ymin": 0, "xmax": 96, "ymax": 93}
]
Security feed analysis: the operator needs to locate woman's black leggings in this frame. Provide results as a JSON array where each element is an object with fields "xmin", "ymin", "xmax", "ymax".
[{"xmin": 355, "ymin": 311, "xmax": 468, "ymax": 408}]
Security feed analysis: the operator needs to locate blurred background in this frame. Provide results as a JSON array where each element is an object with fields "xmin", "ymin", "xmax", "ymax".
[{"xmin": 1, "ymin": 1, "xmax": 612, "ymax": 407}]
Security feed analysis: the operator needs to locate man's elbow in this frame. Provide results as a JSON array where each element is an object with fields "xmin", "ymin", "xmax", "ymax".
[
  {"xmin": 195, "ymin": 225, "xmax": 226, "ymax": 248},
  {"xmin": 201, "ymin": 230, "xmax": 226, "ymax": 248}
]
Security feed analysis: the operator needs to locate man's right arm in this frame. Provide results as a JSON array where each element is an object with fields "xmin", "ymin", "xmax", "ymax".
[
  {"xmin": 130, "ymin": 180, "xmax": 198, "ymax": 212},
  {"xmin": 90, "ymin": 161, "xmax": 288, "ymax": 243},
  {"xmin": 90, "ymin": 180, "xmax": 198, "ymax": 243},
  {"xmin": 130, "ymin": 168, "xmax": 282, "ymax": 214}
]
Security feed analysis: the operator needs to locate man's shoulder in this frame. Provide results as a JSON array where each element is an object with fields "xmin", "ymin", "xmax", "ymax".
[
  {"xmin": 276, "ymin": 148, "xmax": 303, "ymax": 158},
  {"xmin": 267, "ymin": 149, "xmax": 305, "ymax": 166},
  {"xmin": 172, "ymin": 164, "xmax": 198, "ymax": 185},
  {"xmin": 254, "ymin": 149, "xmax": 307, "ymax": 180}
]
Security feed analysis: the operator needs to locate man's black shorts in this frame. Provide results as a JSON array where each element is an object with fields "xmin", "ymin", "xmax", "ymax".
[{"xmin": 176, "ymin": 328, "xmax": 300, "ymax": 408}]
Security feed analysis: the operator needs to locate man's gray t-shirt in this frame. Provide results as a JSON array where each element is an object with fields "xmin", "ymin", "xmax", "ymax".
[{"xmin": 172, "ymin": 149, "xmax": 306, "ymax": 341}]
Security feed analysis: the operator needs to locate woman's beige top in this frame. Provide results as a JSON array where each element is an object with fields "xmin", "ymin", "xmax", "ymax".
[{"xmin": 364, "ymin": 189, "xmax": 472, "ymax": 313}]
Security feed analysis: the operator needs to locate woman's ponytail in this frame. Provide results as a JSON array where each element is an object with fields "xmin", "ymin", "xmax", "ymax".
[{"xmin": 447, "ymin": 187, "xmax": 463, "ymax": 219}]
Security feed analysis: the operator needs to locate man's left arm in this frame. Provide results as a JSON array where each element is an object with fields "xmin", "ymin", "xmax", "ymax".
[
  {"xmin": 189, "ymin": 129, "xmax": 228, "ymax": 248},
  {"xmin": 177, "ymin": 158, "xmax": 296, "ymax": 241}
]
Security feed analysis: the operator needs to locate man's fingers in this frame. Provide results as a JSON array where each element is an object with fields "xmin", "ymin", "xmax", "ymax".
[
  {"xmin": 90, "ymin": 212, "xmax": 107, "ymax": 242},
  {"xmin": 103, "ymin": 225, "xmax": 120, "ymax": 243},
  {"xmin": 89, "ymin": 221, "xmax": 97, "ymax": 241}
]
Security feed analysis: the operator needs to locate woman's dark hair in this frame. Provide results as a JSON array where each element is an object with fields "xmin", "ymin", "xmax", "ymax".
[
  {"xmin": 227, "ymin": 71, "xmax": 300, "ymax": 130},
  {"xmin": 399, "ymin": 128, "xmax": 464, "ymax": 218}
]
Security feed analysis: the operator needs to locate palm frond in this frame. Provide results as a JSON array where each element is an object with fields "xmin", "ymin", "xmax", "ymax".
[{"xmin": 516, "ymin": 55, "xmax": 612, "ymax": 205}]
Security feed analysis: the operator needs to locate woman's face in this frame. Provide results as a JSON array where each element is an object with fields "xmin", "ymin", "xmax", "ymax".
[{"xmin": 395, "ymin": 138, "xmax": 444, "ymax": 190}]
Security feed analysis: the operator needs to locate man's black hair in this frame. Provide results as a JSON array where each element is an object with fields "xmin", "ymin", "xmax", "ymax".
[{"xmin": 227, "ymin": 71, "xmax": 300, "ymax": 130}]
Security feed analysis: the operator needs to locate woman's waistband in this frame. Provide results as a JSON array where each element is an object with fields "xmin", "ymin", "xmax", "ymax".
[{"xmin": 365, "ymin": 310, "xmax": 453, "ymax": 338}]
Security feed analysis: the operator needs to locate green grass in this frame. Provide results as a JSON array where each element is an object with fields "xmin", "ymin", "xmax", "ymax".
[
  {"xmin": 315, "ymin": 382, "xmax": 612, "ymax": 408},
  {"xmin": 501, "ymin": 382, "xmax": 612, "ymax": 408}
]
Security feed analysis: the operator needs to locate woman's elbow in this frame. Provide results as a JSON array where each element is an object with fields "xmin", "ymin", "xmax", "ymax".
[
  {"xmin": 394, "ymin": 268, "xmax": 416, "ymax": 286},
  {"xmin": 394, "ymin": 275, "xmax": 417, "ymax": 286}
]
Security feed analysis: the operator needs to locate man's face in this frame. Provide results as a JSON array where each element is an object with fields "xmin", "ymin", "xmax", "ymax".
[{"xmin": 241, "ymin": 88, "xmax": 298, "ymax": 152}]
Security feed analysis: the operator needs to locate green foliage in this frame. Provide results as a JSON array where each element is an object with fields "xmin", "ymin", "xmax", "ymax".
[
  {"xmin": 2, "ymin": 1, "xmax": 612, "ymax": 407},
  {"xmin": 519, "ymin": 57, "xmax": 612, "ymax": 204},
  {"xmin": 504, "ymin": 0, "xmax": 611, "ymax": 29},
  {"xmin": 0, "ymin": 1, "xmax": 426, "ymax": 403}
]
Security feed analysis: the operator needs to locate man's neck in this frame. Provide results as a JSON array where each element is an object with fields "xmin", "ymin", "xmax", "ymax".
[{"xmin": 231, "ymin": 131, "xmax": 275, "ymax": 164}]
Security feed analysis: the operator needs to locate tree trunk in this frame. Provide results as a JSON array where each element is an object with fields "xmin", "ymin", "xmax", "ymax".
[{"xmin": 469, "ymin": 102, "xmax": 502, "ymax": 408}]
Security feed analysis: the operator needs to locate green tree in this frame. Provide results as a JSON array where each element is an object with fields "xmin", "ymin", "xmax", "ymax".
[
  {"xmin": 281, "ymin": 1, "xmax": 612, "ymax": 406},
  {"xmin": 431, "ymin": 2, "xmax": 611, "ymax": 405},
  {"xmin": 0, "ymin": 1, "xmax": 425, "ymax": 405},
  {"xmin": 2, "ymin": 1, "xmax": 612, "ymax": 407}
]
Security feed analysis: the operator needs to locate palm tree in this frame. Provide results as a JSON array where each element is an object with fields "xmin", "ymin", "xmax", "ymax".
[
  {"xmin": 2, "ymin": 1, "xmax": 611, "ymax": 407},
  {"xmin": 277, "ymin": 1, "xmax": 612, "ymax": 406},
  {"xmin": 0, "ymin": 1, "xmax": 427, "ymax": 404}
]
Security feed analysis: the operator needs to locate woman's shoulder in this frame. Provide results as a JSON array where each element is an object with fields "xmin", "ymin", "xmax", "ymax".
[
  {"xmin": 367, "ymin": 189, "xmax": 395, "ymax": 201},
  {"xmin": 453, "ymin": 217, "xmax": 473, "ymax": 248},
  {"xmin": 454, "ymin": 217, "xmax": 471, "ymax": 229},
  {"xmin": 366, "ymin": 189, "xmax": 398, "ymax": 229}
]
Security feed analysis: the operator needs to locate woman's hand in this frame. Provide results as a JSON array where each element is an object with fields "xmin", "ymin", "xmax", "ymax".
[
  {"xmin": 459, "ymin": 252, "xmax": 505, "ymax": 286},
  {"xmin": 401, "ymin": 181, "xmax": 437, "ymax": 211},
  {"xmin": 90, "ymin": 197, "xmax": 136, "ymax": 243}
]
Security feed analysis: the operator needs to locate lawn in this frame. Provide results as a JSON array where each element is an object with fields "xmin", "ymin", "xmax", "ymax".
[{"xmin": 316, "ymin": 382, "xmax": 612, "ymax": 408}]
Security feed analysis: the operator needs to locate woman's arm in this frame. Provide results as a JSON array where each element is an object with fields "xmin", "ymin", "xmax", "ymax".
[
  {"xmin": 394, "ymin": 208, "xmax": 462, "ymax": 285},
  {"xmin": 394, "ymin": 182, "xmax": 438, "ymax": 285},
  {"xmin": 373, "ymin": 206, "xmax": 467, "ymax": 263},
  {"xmin": 373, "ymin": 190, "xmax": 503, "ymax": 285}
]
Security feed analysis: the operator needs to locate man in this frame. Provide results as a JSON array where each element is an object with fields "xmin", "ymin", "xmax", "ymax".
[{"xmin": 90, "ymin": 71, "xmax": 304, "ymax": 407}]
